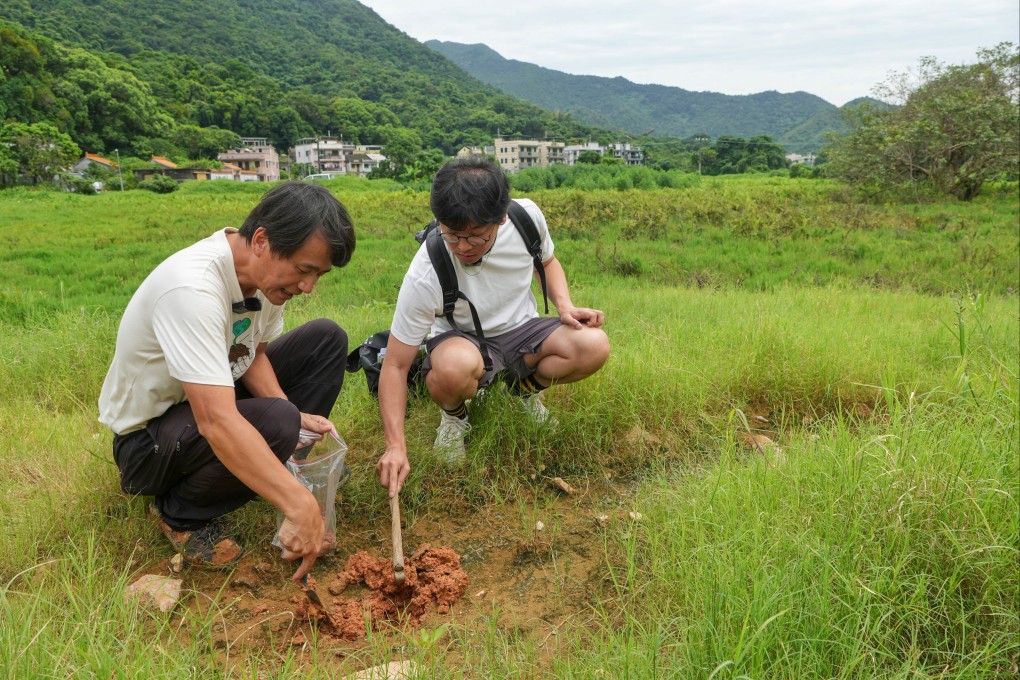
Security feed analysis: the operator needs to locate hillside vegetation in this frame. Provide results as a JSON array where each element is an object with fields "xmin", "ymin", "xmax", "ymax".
[
  {"xmin": 427, "ymin": 40, "xmax": 881, "ymax": 152},
  {"xmin": 0, "ymin": 1, "xmax": 600, "ymax": 155}
]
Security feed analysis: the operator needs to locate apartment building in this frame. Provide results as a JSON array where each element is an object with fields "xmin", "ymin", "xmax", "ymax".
[
  {"xmin": 564, "ymin": 141, "xmax": 645, "ymax": 166},
  {"xmin": 293, "ymin": 136, "xmax": 355, "ymax": 175},
  {"xmin": 493, "ymin": 137, "xmax": 565, "ymax": 174}
]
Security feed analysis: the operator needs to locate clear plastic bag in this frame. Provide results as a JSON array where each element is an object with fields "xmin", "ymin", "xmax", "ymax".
[{"xmin": 272, "ymin": 429, "xmax": 348, "ymax": 556}]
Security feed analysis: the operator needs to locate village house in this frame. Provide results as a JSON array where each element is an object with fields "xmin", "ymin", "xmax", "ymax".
[
  {"xmin": 71, "ymin": 152, "xmax": 117, "ymax": 176},
  {"xmin": 209, "ymin": 162, "xmax": 260, "ymax": 182},
  {"xmin": 217, "ymin": 137, "xmax": 280, "ymax": 182},
  {"xmin": 134, "ymin": 156, "xmax": 211, "ymax": 182}
]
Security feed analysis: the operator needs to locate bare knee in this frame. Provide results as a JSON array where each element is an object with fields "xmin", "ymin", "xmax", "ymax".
[{"xmin": 426, "ymin": 344, "xmax": 484, "ymax": 405}]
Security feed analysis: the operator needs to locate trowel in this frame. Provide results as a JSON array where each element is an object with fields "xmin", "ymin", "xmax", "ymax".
[{"xmin": 301, "ymin": 573, "xmax": 337, "ymax": 628}]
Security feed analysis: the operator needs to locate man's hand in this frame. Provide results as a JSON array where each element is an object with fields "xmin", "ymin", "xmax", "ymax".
[
  {"xmin": 300, "ymin": 412, "xmax": 337, "ymax": 438},
  {"xmin": 560, "ymin": 306, "xmax": 605, "ymax": 330},
  {"xmin": 277, "ymin": 504, "xmax": 327, "ymax": 581},
  {"xmin": 376, "ymin": 448, "xmax": 410, "ymax": 498}
]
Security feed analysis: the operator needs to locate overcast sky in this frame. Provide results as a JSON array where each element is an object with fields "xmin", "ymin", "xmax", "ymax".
[{"xmin": 359, "ymin": 0, "xmax": 1018, "ymax": 106}]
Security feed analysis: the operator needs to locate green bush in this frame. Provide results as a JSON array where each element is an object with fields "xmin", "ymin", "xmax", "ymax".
[{"xmin": 137, "ymin": 174, "xmax": 179, "ymax": 194}]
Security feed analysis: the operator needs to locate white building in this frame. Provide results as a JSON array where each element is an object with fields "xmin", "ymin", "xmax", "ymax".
[{"xmin": 293, "ymin": 136, "xmax": 355, "ymax": 174}]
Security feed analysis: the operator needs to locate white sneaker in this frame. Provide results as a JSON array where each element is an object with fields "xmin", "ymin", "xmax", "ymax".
[
  {"xmin": 434, "ymin": 411, "xmax": 471, "ymax": 463},
  {"xmin": 521, "ymin": 393, "xmax": 558, "ymax": 429}
]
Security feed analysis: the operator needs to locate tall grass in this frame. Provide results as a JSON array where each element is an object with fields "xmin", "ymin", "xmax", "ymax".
[{"xmin": 0, "ymin": 177, "xmax": 1016, "ymax": 677}]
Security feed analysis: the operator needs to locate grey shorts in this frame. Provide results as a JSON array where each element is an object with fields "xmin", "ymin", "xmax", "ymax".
[{"xmin": 422, "ymin": 316, "xmax": 563, "ymax": 387}]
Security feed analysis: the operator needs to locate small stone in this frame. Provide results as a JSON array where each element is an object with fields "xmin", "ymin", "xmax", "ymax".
[
  {"xmin": 169, "ymin": 553, "xmax": 184, "ymax": 574},
  {"xmin": 231, "ymin": 566, "xmax": 259, "ymax": 589},
  {"xmin": 548, "ymin": 477, "xmax": 576, "ymax": 495},
  {"xmin": 291, "ymin": 632, "xmax": 306, "ymax": 647},
  {"xmin": 349, "ymin": 660, "xmax": 419, "ymax": 680},
  {"xmin": 535, "ymin": 521, "xmax": 545, "ymax": 531},
  {"xmin": 474, "ymin": 589, "xmax": 487, "ymax": 597},
  {"xmin": 251, "ymin": 603, "xmax": 270, "ymax": 615},
  {"xmin": 125, "ymin": 574, "xmax": 183, "ymax": 613}
]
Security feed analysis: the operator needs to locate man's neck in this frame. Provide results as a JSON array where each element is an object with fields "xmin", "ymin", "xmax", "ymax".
[{"xmin": 226, "ymin": 229, "xmax": 258, "ymax": 297}]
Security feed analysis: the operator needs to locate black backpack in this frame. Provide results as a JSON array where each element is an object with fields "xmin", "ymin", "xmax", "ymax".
[{"xmin": 415, "ymin": 200, "xmax": 548, "ymax": 372}]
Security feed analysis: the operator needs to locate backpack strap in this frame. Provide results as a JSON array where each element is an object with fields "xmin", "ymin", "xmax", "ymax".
[
  {"xmin": 424, "ymin": 227, "xmax": 494, "ymax": 373},
  {"xmin": 506, "ymin": 200, "xmax": 549, "ymax": 314}
]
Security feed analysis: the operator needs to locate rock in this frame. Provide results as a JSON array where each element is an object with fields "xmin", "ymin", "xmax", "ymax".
[
  {"xmin": 548, "ymin": 477, "xmax": 576, "ymax": 495},
  {"xmin": 169, "ymin": 553, "xmax": 184, "ymax": 574},
  {"xmin": 535, "ymin": 521, "xmax": 545, "ymax": 532},
  {"xmin": 624, "ymin": 425, "xmax": 661, "ymax": 448},
  {"xmin": 231, "ymin": 566, "xmax": 259, "ymax": 589},
  {"xmin": 125, "ymin": 574, "xmax": 183, "ymax": 613},
  {"xmin": 349, "ymin": 661, "xmax": 418, "ymax": 680},
  {"xmin": 739, "ymin": 433, "xmax": 784, "ymax": 464}
]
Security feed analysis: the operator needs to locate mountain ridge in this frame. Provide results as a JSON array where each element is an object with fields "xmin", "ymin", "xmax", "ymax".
[{"xmin": 426, "ymin": 40, "xmax": 867, "ymax": 152}]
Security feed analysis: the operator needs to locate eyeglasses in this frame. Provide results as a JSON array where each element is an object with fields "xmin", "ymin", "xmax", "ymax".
[
  {"xmin": 231, "ymin": 297, "xmax": 263, "ymax": 314},
  {"xmin": 439, "ymin": 223, "xmax": 498, "ymax": 247}
]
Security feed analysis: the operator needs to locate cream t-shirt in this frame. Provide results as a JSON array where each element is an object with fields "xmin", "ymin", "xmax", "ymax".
[{"xmin": 98, "ymin": 229, "xmax": 284, "ymax": 435}]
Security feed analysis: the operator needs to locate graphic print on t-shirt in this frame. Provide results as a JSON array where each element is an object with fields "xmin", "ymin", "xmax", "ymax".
[{"xmin": 229, "ymin": 317, "xmax": 255, "ymax": 378}]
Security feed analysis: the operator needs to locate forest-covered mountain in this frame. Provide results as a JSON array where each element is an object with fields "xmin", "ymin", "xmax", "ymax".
[
  {"xmin": 0, "ymin": 0, "xmax": 602, "ymax": 156},
  {"xmin": 427, "ymin": 40, "xmax": 871, "ymax": 153}
]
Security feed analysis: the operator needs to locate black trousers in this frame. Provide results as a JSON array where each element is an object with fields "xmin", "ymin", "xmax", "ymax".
[{"xmin": 112, "ymin": 318, "xmax": 348, "ymax": 531}]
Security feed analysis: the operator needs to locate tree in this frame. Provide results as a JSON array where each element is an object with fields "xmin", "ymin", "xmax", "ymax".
[
  {"xmin": 576, "ymin": 150, "xmax": 602, "ymax": 164},
  {"xmin": 0, "ymin": 121, "xmax": 80, "ymax": 185},
  {"xmin": 827, "ymin": 43, "xmax": 1019, "ymax": 201}
]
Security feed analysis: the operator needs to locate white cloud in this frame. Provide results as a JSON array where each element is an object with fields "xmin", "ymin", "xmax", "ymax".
[{"xmin": 361, "ymin": 0, "xmax": 1019, "ymax": 105}]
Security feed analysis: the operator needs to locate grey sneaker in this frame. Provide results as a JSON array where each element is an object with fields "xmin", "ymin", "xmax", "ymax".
[
  {"xmin": 434, "ymin": 411, "xmax": 471, "ymax": 463},
  {"xmin": 521, "ymin": 393, "xmax": 558, "ymax": 429}
]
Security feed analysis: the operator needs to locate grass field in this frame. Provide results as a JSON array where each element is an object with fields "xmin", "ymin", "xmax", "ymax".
[{"xmin": 0, "ymin": 177, "xmax": 1016, "ymax": 678}]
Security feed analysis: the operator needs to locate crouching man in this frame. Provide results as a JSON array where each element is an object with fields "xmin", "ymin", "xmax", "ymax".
[
  {"xmin": 375, "ymin": 157, "xmax": 610, "ymax": 495},
  {"xmin": 98, "ymin": 181, "xmax": 355, "ymax": 579}
]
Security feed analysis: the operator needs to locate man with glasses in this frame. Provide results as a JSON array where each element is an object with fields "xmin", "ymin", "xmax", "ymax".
[
  {"xmin": 99, "ymin": 181, "xmax": 355, "ymax": 576},
  {"xmin": 375, "ymin": 157, "xmax": 610, "ymax": 494}
]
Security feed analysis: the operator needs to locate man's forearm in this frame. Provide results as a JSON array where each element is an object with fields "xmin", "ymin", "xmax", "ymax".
[
  {"xmin": 239, "ymin": 346, "xmax": 287, "ymax": 399},
  {"xmin": 378, "ymin": 363, "xmax": 410, "ymax": 455}
]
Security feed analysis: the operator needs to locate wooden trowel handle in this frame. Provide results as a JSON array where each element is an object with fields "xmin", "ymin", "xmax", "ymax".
[{"xmin": 390, "ymin": 494, "xmax": 405, "ymax": 583}]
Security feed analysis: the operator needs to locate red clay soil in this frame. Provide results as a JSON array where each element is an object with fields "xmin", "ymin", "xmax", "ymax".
[{"xmin": 297, "ymin": 545, "xmax": 468, "ymax": 641}]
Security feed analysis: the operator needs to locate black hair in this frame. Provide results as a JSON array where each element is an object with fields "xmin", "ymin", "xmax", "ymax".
[
  {"xmin": 238, "ymin": 181, "xmax": 355, "ymax": 267},
  {"xmin": 429, "ymin": 157, "xmax": 511, "ymax": 230}
]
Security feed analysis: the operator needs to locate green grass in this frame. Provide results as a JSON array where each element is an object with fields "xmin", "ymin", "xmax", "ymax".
[{"xmin": 0, "ymin": 177, "xmax": 1016, "ymax": 677}]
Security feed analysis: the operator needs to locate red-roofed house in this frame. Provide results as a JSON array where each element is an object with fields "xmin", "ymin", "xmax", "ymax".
[
  {"xmin": 71, "ymin": 153, "xmax": 117, "ymax": 175},
  {"xmin": 150, "ymin": 155, "xmax": 179, "ymax": 169}
]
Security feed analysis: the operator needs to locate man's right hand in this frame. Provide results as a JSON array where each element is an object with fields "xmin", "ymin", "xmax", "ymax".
[
  {"xmin": 376, "ymin": 448, "xmax": 410, "ymax": 498},
  {"xmin": 277, "ymin": 503, "xmax": 326, "ymax": 581}
]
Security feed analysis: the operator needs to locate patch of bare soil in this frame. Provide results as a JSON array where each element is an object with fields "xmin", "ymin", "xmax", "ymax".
[{"xmin": 153, "ymin": 476, "xmax": 633, "ymax": 671}]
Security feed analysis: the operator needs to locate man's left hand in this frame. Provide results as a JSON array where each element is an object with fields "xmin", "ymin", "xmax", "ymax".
[
  {"xmin": 560, "ymin": 307, "xmax": 605, "ymax": 330},
  {"xmin": 300, "ymin": 412, "xmax": 337, "ymax": 438}
]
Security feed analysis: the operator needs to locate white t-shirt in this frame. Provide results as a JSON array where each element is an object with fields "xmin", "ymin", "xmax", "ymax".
[
  {"xmin": 98, "ymin": 229, "xmax": 284, "ymax": 435},
  {"xmin": 389, "ymin": 199, "xmax": 554, "ymax": 346}
]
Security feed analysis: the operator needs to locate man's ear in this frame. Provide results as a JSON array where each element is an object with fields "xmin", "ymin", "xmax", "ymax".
[{"xmin": 251, "ymin": 226, "xmax": 269, "ymax": 256}]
